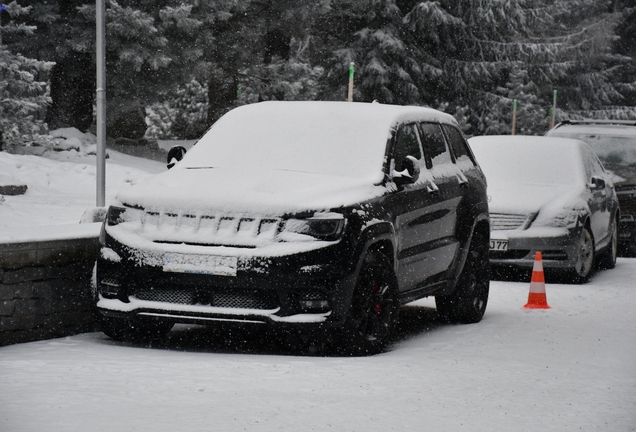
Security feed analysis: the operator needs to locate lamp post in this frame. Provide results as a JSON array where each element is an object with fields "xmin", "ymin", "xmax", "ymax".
[{"xmin": 96, "ymin": 0, "xmax": 106, "ymax": 207}]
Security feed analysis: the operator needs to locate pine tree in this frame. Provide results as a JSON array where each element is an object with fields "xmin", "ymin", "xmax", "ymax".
[{"xmin": 0, "ymin": 1, "xmax": 54, "ymax": 148}]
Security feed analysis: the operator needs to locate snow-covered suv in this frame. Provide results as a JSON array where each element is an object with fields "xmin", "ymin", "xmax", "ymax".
[{"xmin": 96, "ymin": 101, "xmax": 490, "ymax": 354}]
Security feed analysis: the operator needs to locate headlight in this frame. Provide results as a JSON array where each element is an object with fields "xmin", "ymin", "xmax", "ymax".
[
  {"xmin": 534, "ymin": 210, "xmax": 581, "ymax": 229},
  {"xmin": 105, "ymin": 205, "xmax": 143, "ymax": 226},
  {"xmin": 283, "ymin": 213, "xmax": 346, "ymax": 241}
]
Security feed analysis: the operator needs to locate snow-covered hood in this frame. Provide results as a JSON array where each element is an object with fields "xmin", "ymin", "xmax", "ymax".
[
  {"xmin": 116, "ymin": 166, "xmax": 386, "ymax": 215},
  {"xmin": 487, "ymin": 183, "xmax": 583, "ymax": 216}
]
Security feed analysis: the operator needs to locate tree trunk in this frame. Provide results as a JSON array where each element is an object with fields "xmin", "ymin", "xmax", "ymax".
[{"xmin": 46, "ymin": 53, "xmax": 94, "ymax": 132}]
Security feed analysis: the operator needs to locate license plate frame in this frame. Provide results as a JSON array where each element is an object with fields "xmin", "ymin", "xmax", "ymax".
[
  {"xmin": 489, "ymin": 239, "xmax": 508, "ymax": 251},
  {"xmin": 163, "ymin": 253, "xmax": 238, "ymax": 277}
]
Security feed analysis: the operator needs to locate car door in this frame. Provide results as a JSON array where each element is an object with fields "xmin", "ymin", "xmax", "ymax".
[
  {"xmin": 584, "ymin": 146, "xmax": 614, "ymax": 247},
  {"xmin": 386, "ymin": 123, "xmax": 446, "ymax": 292},
  {"xmin": 413, "ymin": 122, "xmax": 464, "ymax": 282}
]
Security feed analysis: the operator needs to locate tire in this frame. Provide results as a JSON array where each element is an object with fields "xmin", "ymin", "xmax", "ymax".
[
  {"xmin": 570, "ymin": 226, "xmax": 595, "ymax": 283},
  {"xmin": 436, "ymin": 232, "xmax": 490, "ymax": 324},
  {"xmin": 99, "ymin": 315, "xmax": 173, "ymax": 343},
  {"xmin": 597, "ymin": 218, "xmax": 617, "ymax": 270},
  {"xmin": 341, "ymin": 253, "xmax": 399, "ymax": 355}
]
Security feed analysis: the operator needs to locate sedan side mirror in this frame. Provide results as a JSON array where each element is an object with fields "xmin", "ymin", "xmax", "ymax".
[
  {"xmin": 167, "ymin": 145, "xmax": 187, "ymax": 169},
  {"xmin": 589, "ymin": 176, "xmax": 606, "ymax": 190}
]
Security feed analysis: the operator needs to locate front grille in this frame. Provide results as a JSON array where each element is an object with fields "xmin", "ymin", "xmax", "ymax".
[
  {"xmin": 490, "ymin": 213, "xmax": 528, "ymax": 231},
  {"xmin": 134, "ymin": 287, "xmax": 194, "ymax": 304},
  {"xmin": 131, "ymin": 285, "xmax": 278, "ymax": 310}
]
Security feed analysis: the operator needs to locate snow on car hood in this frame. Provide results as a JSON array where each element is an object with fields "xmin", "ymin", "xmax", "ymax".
[
  {"xmin": 487, "ymin": 182, "xmax": 583, "ymax": 216},
  {"xmin": 116, "ymin": 166, "xmax": 386, "ymax": 215}
]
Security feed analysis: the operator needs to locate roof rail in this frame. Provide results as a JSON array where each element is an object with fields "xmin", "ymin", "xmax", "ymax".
[{"xmin": 557, "ymin": 119, "xmax": 636, "ymax": 127}]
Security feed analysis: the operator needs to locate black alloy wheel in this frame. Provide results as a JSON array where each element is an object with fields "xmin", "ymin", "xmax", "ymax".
[
  {"xmin": 436, "ymin": 232, "xmax": 490, "ymax": 324},
  {"xmin": 342, "ymin": 253, "xmax": 399, "ymax": 355}
]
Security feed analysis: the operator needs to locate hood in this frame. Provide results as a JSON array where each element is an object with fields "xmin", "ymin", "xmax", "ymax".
[
  {"xmin": 603, "ymin": 164, "xmax": 636, "ymax": 187},
  {"xmin": 487, "ymin": 183, "xmax": 581, "ymax": 216},
  {"xmin": 115, "ymin": 166, "xmax": 386, "ymax": 215}
]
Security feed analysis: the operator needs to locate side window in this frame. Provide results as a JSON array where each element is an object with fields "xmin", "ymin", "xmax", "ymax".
[
  {"xmin": 393, "ymin": 124, "xmax": 422, "ymax": 172},
  {"xmin": 419, "ymin": 123, "xmax": 452, "ymax": 167},
  {"xmin": 442, "ymin": 124, "xmax": 474, "ymax": 165}
]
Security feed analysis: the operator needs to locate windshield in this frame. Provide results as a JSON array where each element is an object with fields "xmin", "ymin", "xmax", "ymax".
[
  {"xmin": 179, "ymin": 102, "xmax": 394, "ymax": 180},
  {"xmin": 549, "ymin": 127, "xmax": 636, "ymax": 166},
  {"xmin": 469, "ymin": 136, "xmax": 582, "ymax": 186}
]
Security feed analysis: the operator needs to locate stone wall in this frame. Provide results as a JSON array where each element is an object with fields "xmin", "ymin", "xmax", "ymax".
[{"xmin": 0, "ymin": 225, "xmax": 100, "ymax": 347}]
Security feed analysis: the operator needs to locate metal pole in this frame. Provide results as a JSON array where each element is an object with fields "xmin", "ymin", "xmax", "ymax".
[
  {"xmin": 347, "ymin": 62, "xmax": 354, "ymax": 102},
  {"xmin": 549, "ymin": 89, "xmax": 557, "ymax": 130},
  {"xmin": 512, "ymin": 99, "xmax": 518, "ymax": 135},
  {"xmin": 96, "ymin": 0, "xmax": 106, "ymax": 207}
]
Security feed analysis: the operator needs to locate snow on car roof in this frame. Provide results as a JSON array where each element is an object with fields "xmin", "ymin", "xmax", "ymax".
[
  {"xmin": 548, "ymin": 123, "xmax": 636, "ymax": 138},
  {"xmin": 117, "ymin": 102, "xmax": 459, "ymax": 215},
  {"xmin": 180, "ymin": 101, "xmax": 457, "ymax": 179},
  {"xmin": 468, "ymin": 135, "xmax": 587, "ymax": 186}
]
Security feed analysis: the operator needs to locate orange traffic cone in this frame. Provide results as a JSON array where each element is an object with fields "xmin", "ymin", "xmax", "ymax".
[{"xmin": 524, "ymin": 251, "xmax": 551, "ymax": 309}]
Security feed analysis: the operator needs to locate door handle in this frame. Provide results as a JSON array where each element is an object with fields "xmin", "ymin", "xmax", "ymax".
[
  {"xmin": 457, "ymin": 173, "xmax": 469, "ymax": 188},
  {"xmin": 427, "ymin": 182, "xmax": 440, "ymax": 195}
]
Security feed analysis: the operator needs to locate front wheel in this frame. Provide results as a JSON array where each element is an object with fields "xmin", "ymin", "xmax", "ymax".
[
  {"xmin": 340, "ymin": 253, "xmax": 399, "ymax": 355},
  {"xmin": 436, "ymin": 232, "xmax": 490, "ymax": 324},
  {"xmin": 569, "ymin": 226, "xmax": 595, "ymax": 283}
]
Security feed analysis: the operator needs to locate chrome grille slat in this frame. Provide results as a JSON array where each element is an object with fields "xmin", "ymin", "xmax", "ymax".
[{"xmin": 490, "ymin": 213, "xmax": 528, "ymax": 231}]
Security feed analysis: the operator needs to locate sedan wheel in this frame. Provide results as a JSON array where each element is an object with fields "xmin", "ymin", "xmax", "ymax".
[{"xmin": 572, "ymin": 227, "xmax": 594, "ymax": 282}]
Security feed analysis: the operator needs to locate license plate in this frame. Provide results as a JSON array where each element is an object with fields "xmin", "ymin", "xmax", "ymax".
[
  {"xmin": 489, "ymin": 239, "xmax": 508, "ymax": 251},
  {"xmin": 163, "ymin": 253, "xmax": 237, "ymax": 276}
]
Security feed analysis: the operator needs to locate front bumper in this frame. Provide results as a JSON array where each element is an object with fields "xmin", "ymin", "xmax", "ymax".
[
  {"xmin": 96, "ymin": 234, "xmax": 358, "ymax": 329},
  {"xmin": 489, "ymin": 226, "xmax": 581, "ymax": 269}
]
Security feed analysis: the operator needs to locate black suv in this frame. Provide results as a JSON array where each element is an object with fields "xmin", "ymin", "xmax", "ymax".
[
  {"xmin": 547, "ymin": 120, "xmax": 636, "ymax": 255},
  {"xmin": 96, "ymin": 101, "xmax": 490, "ymax": 354}
]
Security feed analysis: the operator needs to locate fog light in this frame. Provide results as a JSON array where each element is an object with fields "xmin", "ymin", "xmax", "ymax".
[
  {"xmin": 298, "ymin": 299, "xmax": 330, "ymax": 312},
  {"xmin": 100, "ymin": 278, "xmax": 121, "ymax": 297}
]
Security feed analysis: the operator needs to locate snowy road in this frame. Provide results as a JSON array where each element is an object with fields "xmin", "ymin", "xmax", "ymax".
[{"xmin": 1, "ymin": 260, "xmax": 635, "ymax": 432}]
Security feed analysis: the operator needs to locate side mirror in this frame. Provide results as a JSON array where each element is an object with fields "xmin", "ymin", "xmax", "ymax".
[
  {"xmin": 167, "ymin": 145, "xmax": 187, "ymax": 169},
  {"xmin": 589, "ymin": 176, "xmax": 606, "ymax": 190},
  {"xmin": 392, "ymin": 156, "xmax": 419, "ymax": 186}
]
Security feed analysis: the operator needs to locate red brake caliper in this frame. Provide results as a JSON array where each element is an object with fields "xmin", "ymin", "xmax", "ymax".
[{"xmin": 373, "ymin": 283, "xmax": 382, "ymax": 314}]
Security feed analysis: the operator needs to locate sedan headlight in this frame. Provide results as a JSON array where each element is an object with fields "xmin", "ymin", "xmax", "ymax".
[
  {"xmin": 533, "ymin": 209, "xmax": 582, "ymax": 229},
  {"xmin": 283, "ymin": 213, "xmax": 346, "ymax": 241},
  {"xmin": 105, "ymin": 205, "xmax": 143, "ymax": 226}
]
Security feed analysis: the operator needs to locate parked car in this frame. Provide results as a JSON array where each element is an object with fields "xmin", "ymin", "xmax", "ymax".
[
  {"xmin": 96, "ymin": 101, "xmax": 490, "ymax": 354},
  {"xmin": 546, "ymin": 120, "xmax": 636, "ymax": 255},
  {"xmin": 468, "ymin": 135, "xmax": 619, "ymax": 283}
]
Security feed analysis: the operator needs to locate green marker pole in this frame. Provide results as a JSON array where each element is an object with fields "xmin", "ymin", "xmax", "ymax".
[
  {"xmin": 347, "ymin": 62, "xmax": 355, "ymax": 102},
  {"xmin": 549, "ymin": 90, "xmax": 557, "ymax": 130},
  {"xmin": 512, "ymin": 99, "xmax": 518, "ymax": 135}
]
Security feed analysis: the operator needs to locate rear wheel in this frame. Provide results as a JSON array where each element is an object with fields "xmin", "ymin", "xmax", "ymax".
[
  {"xmin": 99, "ymin": 315, "xmax": 173, "ymax": 343},
  {"xmin": 341, "ymin": 253, "xmax": 399, "ymax": 355},
  {"xmin": 436, "ymin": 232, "xmax": 490, "ymax": 324},
  {"xmin": 597, "ymin": 218, "xmax": 617, "ymax": 270}
]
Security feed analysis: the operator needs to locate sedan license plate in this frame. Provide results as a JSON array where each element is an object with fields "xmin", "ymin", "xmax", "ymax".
[
  {"xmin": 163, "ymin": 253, "xmax": 237, "ymax": 276},
  {"xmin": 489, "ymin": 239, "xmax": 508, "ymax": 251}
]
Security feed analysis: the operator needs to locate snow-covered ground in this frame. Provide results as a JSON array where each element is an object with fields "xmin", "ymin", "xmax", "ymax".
[
  {"xmin": 0, "ymin": 129, "xmax": 635, "ymax": 431},
  {"xmin": 1, "ymin": 264, "xmax": 635, "ymax": 431},
  {"xmin": 0, "ymin": 129, "xmax": 166, "ymax": 232}
]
